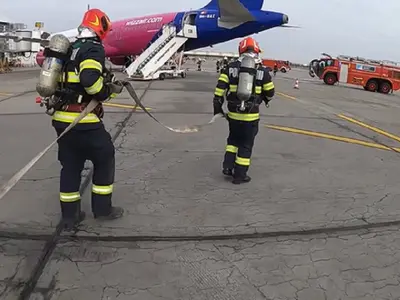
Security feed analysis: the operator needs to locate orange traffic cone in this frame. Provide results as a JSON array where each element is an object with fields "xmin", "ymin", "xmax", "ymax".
[{"xmin": 294, "ymin": 78, "xmax": 299, "ymax": 89}]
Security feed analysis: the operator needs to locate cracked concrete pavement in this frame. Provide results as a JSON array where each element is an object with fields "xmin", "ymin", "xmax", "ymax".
[
  {"xmin": 33, "ymin": 228, "xmax": 400, "ymax": 299},
  {"xmin": 1, "ymin": 65, "xmax": 400, "ymax": 298},
  {"xmin": 0, "ymin": 239, "xmax": 44, "ymax": 299}
]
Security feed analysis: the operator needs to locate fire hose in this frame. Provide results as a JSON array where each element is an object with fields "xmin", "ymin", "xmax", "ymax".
[
  {"xmin": 0, "ymin": 81, "xmax": 224, "ymax": 200},
  {"xmin": 122, "ymin": 81, "xmax": 224, "ymax": 133}
]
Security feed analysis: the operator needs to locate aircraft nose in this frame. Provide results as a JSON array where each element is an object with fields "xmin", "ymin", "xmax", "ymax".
[{"xmin": 282, "ymin": 14, "xmax": 289, "ymax": 24}]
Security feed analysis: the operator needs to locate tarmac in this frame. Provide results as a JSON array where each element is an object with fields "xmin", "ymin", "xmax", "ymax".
[{"xmin": 1, "ymin": 63, "xmax": 400, "ymax": 299}]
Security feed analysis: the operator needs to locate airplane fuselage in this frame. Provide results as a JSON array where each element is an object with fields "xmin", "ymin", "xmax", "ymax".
[{"xmin": 36, "ymin": 4, "xmax": 288, "ymax": 66}]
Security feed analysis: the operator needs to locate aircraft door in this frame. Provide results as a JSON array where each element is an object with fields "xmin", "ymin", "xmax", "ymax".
[
  {"xmin": 339, "ymin": 62, "xmax": 348, "ymax": 83},
  {"xmin": 173, "ymin": 12, "xmax": 185, "ymax": 32},
  {"xmin": 182, "ymin": 12, "xmax": 198, "ymax": 38}
]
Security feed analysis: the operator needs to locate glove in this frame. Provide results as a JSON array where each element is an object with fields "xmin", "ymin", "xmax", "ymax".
[
  {"xmin": 213, "ymin": 97, "xmax": 224, "ymax": 116},
  {"xmin": 107, "ymin": 81, "xmax": 124, "ymax": 98},
  {"xmin": 213, "ymin": 108, "xmax": 223, "ymax": 116},
  {"xmin": 265, "ymin": 97, "xmax": 272, "ymax": 108}
]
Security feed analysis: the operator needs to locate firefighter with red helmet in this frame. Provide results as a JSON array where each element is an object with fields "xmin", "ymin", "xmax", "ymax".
[
  {"xmin": 213, "ymin": 37, "xmax": 275, "ymax": 184},
  {"xmin": 52, "ymin": 8, "xmax": 124, "ymax": 230}
]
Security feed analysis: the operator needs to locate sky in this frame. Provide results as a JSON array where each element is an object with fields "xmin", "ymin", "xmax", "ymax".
[{"xmin": 1, "ymin": 0, "xmax": 400, "ymax": 63}]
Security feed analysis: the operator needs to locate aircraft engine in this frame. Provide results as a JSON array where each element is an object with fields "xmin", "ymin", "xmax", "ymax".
[{"xmin": 109, "ymin": 56, "xmax": 132, "ymax": 67}]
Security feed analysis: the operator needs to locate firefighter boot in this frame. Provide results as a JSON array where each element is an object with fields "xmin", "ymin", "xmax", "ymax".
[
  {"xmin": 94, "ymin": 206, "xmax": 124, "ymax": 221},
  {"xmin": 222, "ymin": 168, "xmax": 233, "ymax": 176},
  {"xmin": 62, "ymin": 211, "xmax": 86, "ymax": 231},
  {"xmin": 232, "ymin": 175, "xmax": 251, "ymax": 184},
  {"xmin": 61, "ymin": 200, "xmax": 86, "ymax": 231},
  {"xmin": 232, "ymin": 166, "xmax": 251, "ymax": 184}
]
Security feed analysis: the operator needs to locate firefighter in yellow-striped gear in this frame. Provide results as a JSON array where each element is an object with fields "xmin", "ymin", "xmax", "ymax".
[
  {"xmin": 53, "ymin": 9, "xmax": 124, "ymax": 230},
  {"xmin": 213, "ymin": 37, "xmax": 275, "ymax": 184}
]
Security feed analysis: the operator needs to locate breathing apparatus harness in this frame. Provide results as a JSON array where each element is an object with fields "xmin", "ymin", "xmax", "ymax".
[
  {"xmin": 36, "ymin": 35, "xmax": 117, "ymax": 117},
  {"xmin": 36, "ymin": 39, "xmax": 74, "ymax": 115},
  {"xmin": 232, "ymin": 52, "xmax": 264, "ymax": 113}
]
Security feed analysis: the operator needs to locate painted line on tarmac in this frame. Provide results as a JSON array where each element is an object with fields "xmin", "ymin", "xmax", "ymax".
[
  {"xmin": 338, "ymin": 114, "xmax": 400, "ymax": 144},
  {"xmin": 265, "ymin": 124, "xmax": 399, "ymax": 152},
  {"xmin": 276, "ymin": 92, "xmax": 296, "ymax": 100},
  {"xmin": 0, "ymin": 92, "xmax": 13, "ymax": 96},
  {"xmin": 103, "ymin": 102, "xmax": 152, "ymax": 110},
  {"xmin": 271, "ymin": 90, "xmax": 400, "ymax": 153}
]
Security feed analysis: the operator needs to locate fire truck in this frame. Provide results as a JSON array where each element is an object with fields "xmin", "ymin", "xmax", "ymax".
[
  {"xmin": 262, "ymin": 59, "xmax": 291, "ymax": 73},
  {"xmin": 309, "ymin": 53, "xmax": 400, "ymax": 94}
]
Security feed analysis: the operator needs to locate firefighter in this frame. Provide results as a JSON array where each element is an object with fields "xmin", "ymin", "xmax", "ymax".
[
  {"xmin": 273, "ymin": 63, "xmax": 278, "ymax": 76},
  {"xmin": 52, "ymin": 8, "xmax": 124, "ymax": 230},
  {"xmin": 213, "ymin": 37, "xmax": 275, "ymax": 184},
  {"xmin": 222, "ymin": 57, "xmax": 229, "ymax": 68},
  {"xmin": 197, "ymin": 58, "xmax": 202, "ymax": 71}
]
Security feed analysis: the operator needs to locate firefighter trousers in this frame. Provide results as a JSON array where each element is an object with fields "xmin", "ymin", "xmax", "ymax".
[
  {"xmin": 223, "ymin": 118, "xmax": 259, "ymax": 178},
  {"xmin": 55, "ymin": 126, "xmax": 115, "ymax": 220}
]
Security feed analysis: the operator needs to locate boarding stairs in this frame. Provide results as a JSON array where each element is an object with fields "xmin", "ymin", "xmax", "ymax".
[{"xmin": 125, "ymin": 23, "xmax": 197, "ymax": 79}]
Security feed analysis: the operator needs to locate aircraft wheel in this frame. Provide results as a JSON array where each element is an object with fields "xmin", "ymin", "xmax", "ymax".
[
  {"xmin": 159, "ymin": 73, "xmax": 166, "ymax": 80},
  {"xmin": 181, "ymin": 71, "xmax": 186, "ymax": 78}
]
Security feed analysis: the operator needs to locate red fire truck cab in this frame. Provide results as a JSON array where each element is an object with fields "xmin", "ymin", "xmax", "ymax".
[{"xmin": 309, "ymin": 54, "xmax": 400, "ymax": 94}]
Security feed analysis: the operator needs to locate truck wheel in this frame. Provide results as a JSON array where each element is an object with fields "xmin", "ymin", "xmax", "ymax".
[
  {"xmin": 378, "ymin": 81, "xmax": 391, "ymax": 94},
  {"xmin": 323, "ymin": 73, "xmax": 337, "ymax": 85},
  {"xmin": 366, "ymin": 80, "xmax": 378, "ymax": 92},
  {"xmin": 280, "ymin": 68, "xmax": 287, "ymax": 73},
  {"xmin": 159, "ymin": 73, "xmax": 165, "ymax": 80}
]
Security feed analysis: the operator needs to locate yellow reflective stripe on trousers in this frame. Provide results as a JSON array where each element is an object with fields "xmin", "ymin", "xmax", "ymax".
[
  {"xmin": 255, "ymin": 86, "xmax": 262, "ymax": 94},
  {"xmin": 263, "ymin": 82, "xmax": 274, "ymax": 91},
  {"xmin": 218, "ymin": 73, "xmax": 229, "ymax": 83},
  {"xmin": 85, "ymin": 77, "xmax": 104, "ymax": 95},
  {"xmin": 228, "ymin": 112, "xmax": 260, "ymax": 121},
  {"xmin": 214, "ymin": 87, "xmax": 225, "ymax": 96},
  {"xmin": 79, "ymin": 59, "xmax": 103, "ymax": 72},
  {"xmin": 92, "ymin": 184, "xmax": 113, "ymax": 195},
  {"xmin": 229, "ymin": 85, "xmax": 237, "ymax": 92},
  {"xmin": 236, "ymin": 156, "xmax": 250, "ymax": 166},
  {"xmin": 52, "ymin": 111, "xmax": 100, "ymax": 123},
  {"xmin": 60, "ymin": 192, "xmax": 80, "ymax": 202},
  {"xmin": 226, "ymin": 145, "xmax": 238, "ymax": 153},
  {"xmin": 58, "ymin": 72, "xmax": 80, "ymax": 83}
]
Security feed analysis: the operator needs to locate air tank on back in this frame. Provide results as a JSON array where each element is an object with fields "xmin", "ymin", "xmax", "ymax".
[
  {"xmin": 237, "ymin": 55, "xmax": 256, "ymax": 102},
  {"xmin": 36, "ymin": 34, "xmax": 70, "ymax": 98}
]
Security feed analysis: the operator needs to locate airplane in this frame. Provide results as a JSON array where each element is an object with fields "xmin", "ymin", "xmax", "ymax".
[{"xmin": 1, "ymin": 0, "xmax": 297, "ymax": 76}]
